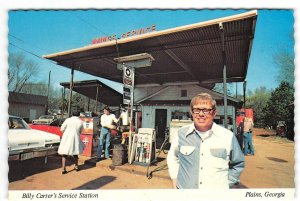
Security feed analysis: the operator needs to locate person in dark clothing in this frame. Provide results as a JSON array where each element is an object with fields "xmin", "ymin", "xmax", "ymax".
[{"xmin": 236, "ymin": 120, "xmax": 244, "ymax": 150}]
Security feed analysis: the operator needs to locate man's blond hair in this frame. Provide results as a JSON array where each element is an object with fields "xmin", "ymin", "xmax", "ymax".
[{"xmin": 190, "ymin": 93, "xmax": 217, "ymax": 110}]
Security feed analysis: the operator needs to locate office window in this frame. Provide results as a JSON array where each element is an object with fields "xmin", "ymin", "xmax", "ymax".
[{"xmin": 181, "ymin": 89, "xmax": 187, "ymax": 97}]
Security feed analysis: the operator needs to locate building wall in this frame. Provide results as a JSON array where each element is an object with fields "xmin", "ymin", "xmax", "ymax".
[
  {"xmin": 141, "ymin": 105, "xmax": 236, "ymax": 128},
  {"xmin": 8, "ymin": 103, "xmax": 45, "ymax": 122},
  {"xmin": 142, "ymin": 105, "xmax": 190, "ymax": 129},
  {"xmin": 135, "ymin": 84, "xmax": 233, "ymax": 102},
  {"xmin": 138, "ymin": 84, "xmax": 237, "ymax": 133},
  {"xmin": 135, "ymin": 85, "xmax": 198, "ymax": 102}
]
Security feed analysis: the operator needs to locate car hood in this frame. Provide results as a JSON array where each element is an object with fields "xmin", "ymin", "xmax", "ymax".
[{"xmin": 8, "ymin": 129, "xmax": 60, "ymax": 151}]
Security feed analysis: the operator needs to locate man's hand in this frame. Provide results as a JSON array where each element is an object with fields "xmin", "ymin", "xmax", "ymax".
[{"xmin": 172, "ymin": 179, "xmax": 177, "ymax": 189}]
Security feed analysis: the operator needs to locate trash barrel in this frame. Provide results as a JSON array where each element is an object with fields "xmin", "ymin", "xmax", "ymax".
[{"xmin": 112, "ymin": 144, "xmax": 125, "ymax": 166}]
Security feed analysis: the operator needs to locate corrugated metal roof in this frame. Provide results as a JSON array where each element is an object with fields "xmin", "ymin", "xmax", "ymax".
[
  {"xmin": 44, "ymin": 10, "xmax": 257, "ymax": 87},
  {"xmin": 8, "ymin": 92, "xmax": 47, "ymax": 105},
  {"xmin": 60, "ymin": 80, "xmax": 122, "ymax": 106}
]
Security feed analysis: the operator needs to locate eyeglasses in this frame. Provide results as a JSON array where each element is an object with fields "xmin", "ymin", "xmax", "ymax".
[{"xmin": 192, "ymin": 108, "xmax": 214, "ymax": 115}]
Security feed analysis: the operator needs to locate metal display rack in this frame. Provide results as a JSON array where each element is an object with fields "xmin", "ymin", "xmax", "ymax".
[{"xmin": 129, "ymin": 128, "xmax": 156, "ymax": 166}]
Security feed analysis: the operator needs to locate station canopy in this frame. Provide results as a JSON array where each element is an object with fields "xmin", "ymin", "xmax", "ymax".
[
  {"xmin": 44, "ymin": 10, "xmax": 257, "ymax": 87},
  {"xmin": 60, "ymin": 80, "xmax": 122, "ymax": 106}
]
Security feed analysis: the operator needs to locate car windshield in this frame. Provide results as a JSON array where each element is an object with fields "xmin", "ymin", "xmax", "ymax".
[
  {"xmin": 8, "ymin": 117, "xmax": 31, "ymax": 129},
  {"xmin": 49, "ymin": 118, "xmax": 66, "ymax": 126}
]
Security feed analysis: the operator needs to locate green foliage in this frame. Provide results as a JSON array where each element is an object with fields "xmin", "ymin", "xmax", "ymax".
[
  {"xmin": 273, "ymin": 30, "xmax": 294, "ymax": 87},
  {"xmin": 263, "ymin": 82, "xmax": 294, "ymax": 139},
  {"xmin": 71, "ymin": 92, "xmax": 99, "ymax": 112},
  {"xmin": 274, "ymin": 50, "xmax": 294, "ymax": 86},
  {"xmin": 213, "ymin": 83, "xmax": 234, "ymax": 96},
  {"xmin": 245, "ymin": 87, "xmax": 271, "ymax": 127}
]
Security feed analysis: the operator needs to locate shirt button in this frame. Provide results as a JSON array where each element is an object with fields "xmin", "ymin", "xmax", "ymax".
[
  {"xmin": 201, "ymin": 153, "xmax": 204, "ymax": 156},
  {"xmin": 200, "ymin": 182, "xmax": 202, "ymax": 185},
  {"xmin": 200, "ymin": 167, "xmax": 203, "ymax": 170}
]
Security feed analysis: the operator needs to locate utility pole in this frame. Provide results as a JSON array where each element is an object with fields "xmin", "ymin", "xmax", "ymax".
[{"xmin": 46, "ymin": 71, "xmax": 51, "ymax": 114}]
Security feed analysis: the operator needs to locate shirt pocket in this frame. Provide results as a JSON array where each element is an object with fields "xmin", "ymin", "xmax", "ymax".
[
  {"xmin": 210, "ymin": 148, "xmax": 227, "ymax": 159},
  {"xmin": 209, "ymin": 148, "xmax": 228, "ymax": 169},
  {"xmin": 180, "ymin": 146, "xmax": 196, "ymax": 155},
  {"xmin": 179, "ymin": 146, "xmax": 196, "ymax": 165}
]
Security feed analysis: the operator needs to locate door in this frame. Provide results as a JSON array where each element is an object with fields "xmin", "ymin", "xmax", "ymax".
[
  {"xmin": 155, "ymin": 109, "xmax": 167, "ymax": 148},
  {"xmin": 29, "ymin": 109, "xmax": 37, "ymax": 122}
]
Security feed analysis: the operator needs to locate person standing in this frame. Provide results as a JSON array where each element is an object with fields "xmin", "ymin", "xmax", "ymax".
[
  {"xmin": 58, "ymin": 111, "xmax": 84, "ymax": 174},
  {"xmin": 167, "ymin": 93, "xmax": 245, "ymax": 189},
  {"xmin": 236, "ymin": 120, "xmax": 244, "ymax": 150},
  {"xmin": 243, "ymin": 117, "xmax": 255, "ymax": 155},
  {"xmin": 97, "ymin": 106, "xmax": 118, "ymax": 161}
]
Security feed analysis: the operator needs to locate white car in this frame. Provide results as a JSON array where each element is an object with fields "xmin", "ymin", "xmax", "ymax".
[
  {"xmin": 8, "ymin": 115, "xmax": 60, "ymax": 161},
  {"xmin": 32, "ymin": 115, "xmax": 56, "ymax": 125}
]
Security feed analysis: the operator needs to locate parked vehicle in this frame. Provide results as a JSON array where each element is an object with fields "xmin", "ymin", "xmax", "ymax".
[
  {"xmin": 8, "ymin": 115, "xmax": 60, "ymax": 161},
  {"xmin": 29, "ymin": 118, "xmax": 66, "ymax": 138},
  {"xmin": 276, "ymin": 121, "xmax": 287, "ymax": 137},
  {"xmin": 32, "ymin": 115, "xmax": 56, "ymax": 125}
]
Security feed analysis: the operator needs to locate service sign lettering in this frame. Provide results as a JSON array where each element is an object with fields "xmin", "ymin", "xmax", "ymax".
[{"xmin": 92, "ymin": 25, "xmax": 156, "ymax": 44}]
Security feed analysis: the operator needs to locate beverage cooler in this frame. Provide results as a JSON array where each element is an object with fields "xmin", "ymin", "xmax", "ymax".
[
  {"xmin": 80, "ymin": 117, "xmax": 100, "ymax": 157},
  {"xmin": 169, "ymin": 120, "xmax": 193, "ymax": 143}
]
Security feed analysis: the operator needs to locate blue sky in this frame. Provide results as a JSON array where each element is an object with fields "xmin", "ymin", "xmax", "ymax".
[{"xmin": 7, "ymin": 9, "xmax": 294, "ymax": 94}]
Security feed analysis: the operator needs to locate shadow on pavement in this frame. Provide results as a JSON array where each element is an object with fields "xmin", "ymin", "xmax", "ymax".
[
  {"xmin": 72, "ymin": 176, "xmax": 116, "ymax": 190},
  {"xmin": 8, "ymin": 155, "xmax": 97, "ymax": 182},
  {"xmin": 151, "ymin": 156, "xmax": 166, "ymax": 164},
  {"xmin": 257, "ymin": 134, "xmax": 272, "ymax": 137},
  {"xmin": 266, "ymin": 157, "xmax": 288, "ymax": 163},
  {"xmin": 9, "ymin": 155, "xmax": 65, "ymax": 182},
  {"xmin": 231, "ymin": 182, "xmax": 248, "ymax": 189}
]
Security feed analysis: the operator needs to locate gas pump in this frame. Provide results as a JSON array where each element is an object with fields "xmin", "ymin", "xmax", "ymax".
[{"xmin": 80, "ymin": 116, "xmax": 100, "ymax": 157}]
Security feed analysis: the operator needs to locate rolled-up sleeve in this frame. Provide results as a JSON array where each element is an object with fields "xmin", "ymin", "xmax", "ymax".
[
  {"xmin": 228, "ymin": 135, "xmax": 245, "ymax": 186},
  {"xmin": 167, "ymin": 132, "xmax": 180, "ymax": 179},
  {"xmin": 60, "ymin": 120, "xmax": 67, "ymax": 133}
]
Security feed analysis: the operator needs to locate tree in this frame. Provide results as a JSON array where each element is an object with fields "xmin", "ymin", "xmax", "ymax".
[
  {"xmin": 273, "ymin": 31, "xmax": 294, "ymax": 86},
  {"xmin": 213, "ymin": 83, "xmax": 234, "ymax": 96},
  {"xmin": 274, "ymin": 50, "xmax": 294, "ymax": 86},
  {"xmin": 19, "ymin": 81, "xmax": 48, "ymax": 95},
  {"xmin": 71, "ymin": 92, "xmax": 99, "ymax": 113},
  {"xmin": 263, "ymin": 82, "xmax": 294, "ymax": 140},
  {"xmin": 245, "ymin": 87, "xmax": 271, "ymax": 127},
  {"xmin": 16, "ymin": 80, "xmax": 65, "ymax": 114},
  {"xmin": 8, "ymin": 52, "xmax": 39, "ymax": 92}
]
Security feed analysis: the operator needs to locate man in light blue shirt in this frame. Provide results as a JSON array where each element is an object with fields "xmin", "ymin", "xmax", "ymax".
[{"xmin": 167, "ymin": 93, "xmax": 245, "ymax": 189}]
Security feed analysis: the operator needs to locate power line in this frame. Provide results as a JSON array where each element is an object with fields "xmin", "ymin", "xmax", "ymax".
[
  {"xmin": 70, "ymin": 13, "xmax": 110, "ymax": 37},
  {"xmin": 8, "ymin": 33, "xmax": 50, "ymax": 53},
  {"xmin": 9, "ymin": 42, "xmax": 56, "ymax": 64},
  {"xmin": 8, "ymin": 34, "xmax": 23, "ymax": 41},
  {"xmin": 70, "ymin": 12, "xmax": 121, "ymax": 58}
]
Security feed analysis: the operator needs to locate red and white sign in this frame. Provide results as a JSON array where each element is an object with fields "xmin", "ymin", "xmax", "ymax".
[
  {"xmin": 92, "ymin": 25, "xmax": 156, "ymax": 44},
  {"xmin": 123, "ymin": 66, "xmax": 134, "ymax": 88}
]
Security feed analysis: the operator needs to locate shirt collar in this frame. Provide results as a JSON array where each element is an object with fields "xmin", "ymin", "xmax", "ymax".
[{"xmin": 186, "ymin": 122, "xmax": 218, "ymax": 137}]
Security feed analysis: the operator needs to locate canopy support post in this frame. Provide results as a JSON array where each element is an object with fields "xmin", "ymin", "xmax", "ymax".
[
  {"xmin": 95, "ymin": 86, "xmax": 99, "ymax": 113},
  {"xmin": 220, "ymin": 22, "xmax": 228, "ymax": 129},
  {"xmin": 243, "ymin": 80, "xmax": 247, "ymax": 108},
  {"xmin": 67, "ymin": 65, "xmax": 74, "ymax": 117},
  {"xmin": 61, "ymin": 87, "xmax": 65, "ymax": 117}
]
